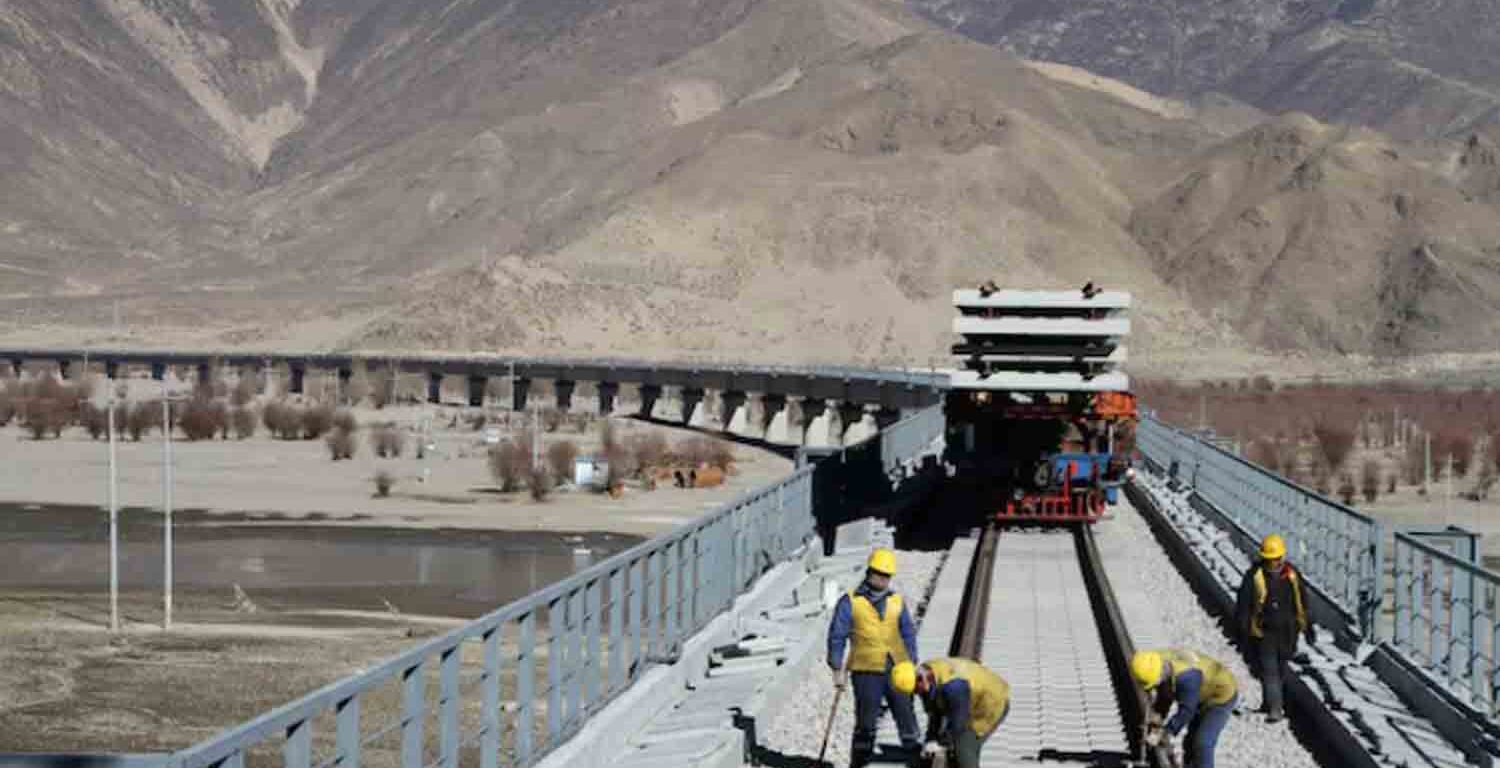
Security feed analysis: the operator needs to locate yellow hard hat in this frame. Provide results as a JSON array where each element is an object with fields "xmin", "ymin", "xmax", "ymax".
[
  {"xmin": 1260, "ymin": 534, "xmax": 1287, "ymax": 560},
  {"xmin": 890, "ymin": 661, "xmax": 917, "ymax": 695},
  {"xmin": 867, "ymin": 548, "xmax": 897, "ymax": 576},
  {"xmin": 1131, "ymin": 651, "xmax": 1165, "ymax": 689}
]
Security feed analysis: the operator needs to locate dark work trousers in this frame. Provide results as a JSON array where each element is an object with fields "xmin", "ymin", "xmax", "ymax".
[
  {"xmin": 948, "ymin": 701, "xmax": 1007, "ymax": 768},
  {"xmin": 1256, "ymin": 636, "xmax": 1295, "ymax": 717},
  {"xmin": 851, "ymin": 671, "xmax": 921, "ymax": 765},
  {"xmin": 1184, "ymin": 692, "xmax": 1237, "ymax": 768}
]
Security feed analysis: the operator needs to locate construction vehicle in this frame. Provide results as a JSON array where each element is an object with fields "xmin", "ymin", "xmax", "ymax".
[{"xmin": 943, "ymin": 282, "xmax": 1137, "ymax": 523}]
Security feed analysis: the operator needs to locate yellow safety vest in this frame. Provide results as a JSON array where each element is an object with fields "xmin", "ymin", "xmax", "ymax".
[
  {"xmin": 847, "ymin": 591, "xmax": 909, "ymax": 672},
  {"xmin": 1250, "ymin": 565, "xmax": 1307, "ymax": 638},
  {"xmin": 926, "ymin": 658, "xmax": 1011, "ymax": 737},
  {"xmin": 1165, "ymin": 649, "xmax": 1237, "ymax": 708}
]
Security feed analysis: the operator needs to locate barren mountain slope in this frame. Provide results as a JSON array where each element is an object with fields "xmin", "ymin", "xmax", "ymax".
[
  {"xmin": 0, "ymin": 0, "xmax": 1498, "ymax": 372},
  {"xmin": 907, "ymin": 0, "xmax": 1500, "ymax": 140}
]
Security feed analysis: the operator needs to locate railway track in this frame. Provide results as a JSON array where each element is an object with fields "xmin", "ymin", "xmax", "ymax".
[{"xmin": 945, "ymin": 523, "xmax": 1174, "ymax": 768}]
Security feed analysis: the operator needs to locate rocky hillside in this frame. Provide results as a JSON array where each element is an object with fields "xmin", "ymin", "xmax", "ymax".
[
  {"xmin": 908, "ymin": 0, "xmax": 1500, "ymax": 140},
  {"xmin": 0, "ymin": 0, "xmax": 1497, "ymax": 373}
]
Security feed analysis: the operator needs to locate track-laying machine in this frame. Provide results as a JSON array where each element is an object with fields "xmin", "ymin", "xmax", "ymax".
[{"xmin": 944, "ymin": 282, "xmax": 1137, "ymax": 523}]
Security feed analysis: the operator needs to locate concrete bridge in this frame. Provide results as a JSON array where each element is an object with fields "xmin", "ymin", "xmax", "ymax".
[{"xmin": 0, "ymin": 348, "xmax": 945, "ymax": 448}]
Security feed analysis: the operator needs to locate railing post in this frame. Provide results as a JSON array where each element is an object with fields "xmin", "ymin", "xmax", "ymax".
[
  {"xmin": 547, "ymin": 597, "xmax": 565, "ymax": 743},
  {"xmin": 284, "ymin": 720, "xmax": 312, "ymax": 768},
  {"xmin": 336, "ymin": 695, "xmax": 361, "ymax": 768},
  {"xmin": 585, "ymin": 580, "xmax": 602, "ymax": 713},
  {"xmin": 608, "ymin": 568, "xmax": 625, "ymax": 694},
  {"xmin": 647, "ymin": 551, "xmax": 662, "ymax": 659},
  {"xmin": 569, "ymin": 588, "xmax": 585, "ymax": 729},
  {"xmin": 665, "ymin": 541, "xmax": 680, "ymax": 653},
  {"xmin": 482, "ymin": 628, "xmax": 501, "ymax": 768},
  {"xmin": 517, "ymin": 611, "xmax": 536, "ymax": 763},
  {"xmin": 440, "ymin": 647, "xmax": 460, "ymax": 768},
  {"xmin": 630, "ymin": 560, "xmax": 644, "ymax": 676},
  {"xmin": 402, "ymin": 662, "xmax": 426, "ymax": 768}
]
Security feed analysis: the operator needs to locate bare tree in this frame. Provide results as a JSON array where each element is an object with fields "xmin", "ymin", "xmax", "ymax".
[
  {"xmin": 327, "ymin": 427, "xmax": 356, "ymax": 460},
  {"xmin": 371, "ymin": 424, "xmax": 405, "ymax": 458},
  {"xmin": 1311, "ymin": 420, "xmax": 1356, "ymax": 477},
  {"xmin": 231, "ymin": 407, "xmax": 256, "ymax": 439},
  {"xmin": 547, "ymin": 440, "xmax": 579, "ymax": 486},
  {"xmin": 375, "ymin": 470, "xmax": 395, "ymax": 497},
  {"xmin": 1360, "ymin": 460, "xmax": 1381, "ymax": 504},
  {"xmin": 489, "ymin": 440, "xmax": 530, "ymax": 493}
]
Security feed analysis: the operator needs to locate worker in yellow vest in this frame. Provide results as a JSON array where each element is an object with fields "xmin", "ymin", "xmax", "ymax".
[
  {"xmin": 1234, "ymin": 533, "xmax": 1312, "ymax": 723},
  {"xmin": 828, "ymin": 548, "xmax": 921, "ymax": 766},
  {"xmin": 889, "ymin": 657, "xmax": 1010, "ymax": 768},
  {"xmin": 1132, "ymin": 649, "xmax": 1238, "ymax": 768}
]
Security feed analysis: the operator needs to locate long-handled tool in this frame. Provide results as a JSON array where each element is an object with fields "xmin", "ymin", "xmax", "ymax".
[{"xmin": 818, "ymin": 665, "xmax": 849, "ymax": 766}]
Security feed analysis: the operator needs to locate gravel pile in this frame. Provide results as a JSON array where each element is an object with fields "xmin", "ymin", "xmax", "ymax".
[
  {"xmin": 1099, "ymin": 497, "xmax": 1322, "ymax": 768},
  {"xmin": 760, "ymin": 546, "xmax": 947, "ymax": 767}
]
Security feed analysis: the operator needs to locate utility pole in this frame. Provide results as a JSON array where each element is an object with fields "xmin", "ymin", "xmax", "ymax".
[
  {"xmin": 1425, "ymin": 432, "xmax": 1433, "ymax": 490},
  {"xmin": 162, "ymin": 383, "xmax": 174, "ymax": 630},
  {"xmin": 108, "ymin": 391, "xmax": 120, "ymax": 633}
]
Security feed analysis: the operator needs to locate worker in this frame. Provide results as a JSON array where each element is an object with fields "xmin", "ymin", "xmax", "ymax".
[
  {"xmin": 1132, "ymin": 650, "xmax": 1238, "ymax": 768},
  {"xmin": 889, "ymin": 657, "xmax": 1010, "ymax": 768},
  {"xmin": 1234, "ymin": 533, "xmax": 1313, "ymax": 723},
  {"xmin": 828, "ymin": 548, "xmax": 921, "ymax": 767}
]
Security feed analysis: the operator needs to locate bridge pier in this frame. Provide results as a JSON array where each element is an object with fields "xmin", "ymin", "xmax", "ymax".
[
  {"xmin": 555, "ymin": 380, "xmax": 575, "ymax": 412},
  {"xmin": 681, "ymin": 387, "xmax": 706, "ymax": 426},
  {"xmin": 512, "ymin": 378, "xmax": 531, "ymax": 411},
  {"xmin": 57, "ymin": 359, "xmax": 72, "ymax": 380},
  {"xmin": 149, "ymin": 361, "xmax": 166, "ymax": 381},
  {"xmin": 720, "ymin": 390, "xmax": 747, "ymax": 433},
  {"xmin": 104, "ymin": 360, "xmax": 119, "ymax": 380},
  {"xmin": 427, "ymin": 372, "xmax": 444, "ymax": 404},
  {"xmin": 841, "ymin": 404, "xmax": 878, "ymax": 446},
  {"xmin": 468, "ymin": 376, "xmax": 486, "ymax": 408},
  {"xmin": 597, "ymin": 381, "xmax": 619, "ymax": 416},
  {"xmin": 639, "ymin": 384, "xmax": 662, "ymax": 418},
  {"xmin": 289, "ymin": 363, "xmax": 305, "ymax": 395},
  {"xmin": 760, "ymin": 394, "xmax": 788, "ymax": 442},
  {"xmin": 9, "ymin": 360, "xmax": 22, "ymax": 378},
  {"xmin": 800, "ymin": 398, "xmax": 835, "ymax": 447},
  {"xmin": 337, "ymin": 367, "xmax": 353, "ymax": 404}
]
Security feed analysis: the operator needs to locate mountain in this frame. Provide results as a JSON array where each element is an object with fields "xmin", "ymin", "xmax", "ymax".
[
  {"xmin": 907, "ymin": 0, "xmax": 1500, "ymax": 141},
  {"xmin": 0, "ymin": 0, "xmax": 1498, "ymax": 374}
]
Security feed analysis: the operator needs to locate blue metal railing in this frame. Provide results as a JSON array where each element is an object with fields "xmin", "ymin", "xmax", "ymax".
[
  {"xmin": 165, "ymin": 405, "xmax": 944, "ymax": 768},
  {"xmin": 1136, "ymin": 415, "xmax": 1384, "ymax": 636},
  {"xmin": 1391, "ymin": 532, "xmax": 1500, "ymax": 720}
]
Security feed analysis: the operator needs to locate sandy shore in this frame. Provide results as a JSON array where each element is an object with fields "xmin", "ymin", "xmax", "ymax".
[{"xmin": 0, "ymin": 397, "xmax": 795, "ymax": 537}]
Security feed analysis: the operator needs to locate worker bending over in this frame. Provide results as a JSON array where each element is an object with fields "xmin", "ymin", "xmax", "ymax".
[
  {"xmin": 828, "ymin": 549, "xmax": 921, "ymax": 767},
  {"xmin": 1132, "ymin": 649, "xmax": 1238, "ymax": 768},
  {"xmin": 890, "ymin": 658, "xmax": 1010, "ymax": 768},
  {"xmin": 1234, "ymin": 533, "xmax": 1313, "ymax": 723}
]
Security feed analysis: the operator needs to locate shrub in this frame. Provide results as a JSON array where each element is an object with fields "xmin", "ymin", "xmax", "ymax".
[
  {"xmin": 327, "ymin": 427, "xmax": 356, "ymax": 460},
  {"xmin": 333, "ymin": 409, "xmax": 357, "ymax": 435},
  {"xmin": 1337, "ymin": 475, "xmax": 1357, "ymax": 506},
  {"xmin": 547, "ymin": 440, "xmax": 579, "ymax": 485},
  {"xmin": 129, "ymin": 401, "xmax": 163, "ymax": 441},
  {"xmin": 231, "ymin": 406, "xmax": 256, "ymax": 439},
  {"xmin": 303, "ymin": 404, "xmax": 335, "ymax": 439},
  {"xmin": 542, "ymin": 408, "xmax": 563, "ymax": 433},
  {"xmin": 231, "ymin": 375, "xmax": 257, "ymax": 407},
  {"xmin": 627, "ymin": 433, "xmax": 670, "ymax": 473},
  {"xmin": 375, "ymin": 470, "xmax": 394, "ymax": 497},
  {"xmin": 1437, "ymin": 431, "xmax": 1473, "ymax": 479},
  {"xmin": 1311, "ymin": 420, "xmax": 1356, "ymax": 476},
  {"xmin": 1360, "ymin": 460, "xmax": 1381, "ymax": 504},
  {"xmin": 372, "ymin": 424, "xmax": 405, "ymax": 458},
  {"xmin": 81, "ymin": 403, "xmax": 108, "ymax": 440},
  {"xmin": 263, "ymin": 401, "xmax": 305, "ymax": 440},
  {"xmin": 528, "ymin": 466, "xmax": 552, "ymax": 501},
  {"xmin": 180, "ymin": 396, "xmax": 226, "ymax": 441},
  {"xmin": 489, "ymin": 440, "xmax": 530, "ymax": 493}
]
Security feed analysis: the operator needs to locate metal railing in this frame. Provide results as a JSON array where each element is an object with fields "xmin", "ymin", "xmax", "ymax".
[
  {"xmin": 168, "ymin": 470, "xmax": 814, "ymax": 768},
  {"xmin": 166, "ymin": 404, "xmax": 946, "ymax": 768},
  {"xmin": 1136, "ymin": 416, "xmax": 1384, "ymax": 635},
  {"xmin": 879, "ymin": 406, "xmax": 947, "ymax": 475},
  {"xmin": 1391, "ymin": 532, "xmax": 1500, "ymax": 719}
]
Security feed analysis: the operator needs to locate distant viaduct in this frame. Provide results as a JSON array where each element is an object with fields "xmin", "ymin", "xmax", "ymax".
[{"xmin": 0, "ymin": 348, "xmax": 947, "ymax": 448}]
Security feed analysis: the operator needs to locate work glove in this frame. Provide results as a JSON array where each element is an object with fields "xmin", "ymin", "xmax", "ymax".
[
  {"xmin": 921, "ymin": 741, "xmax": 943, "ymax": 759},
  {"xmin": 1144, "ymin": 725, "xmax": 1166, "ymax": 747},
  {"xmin": 833, "ymin": 667, "xmax": 849, "ymax": 690}
]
